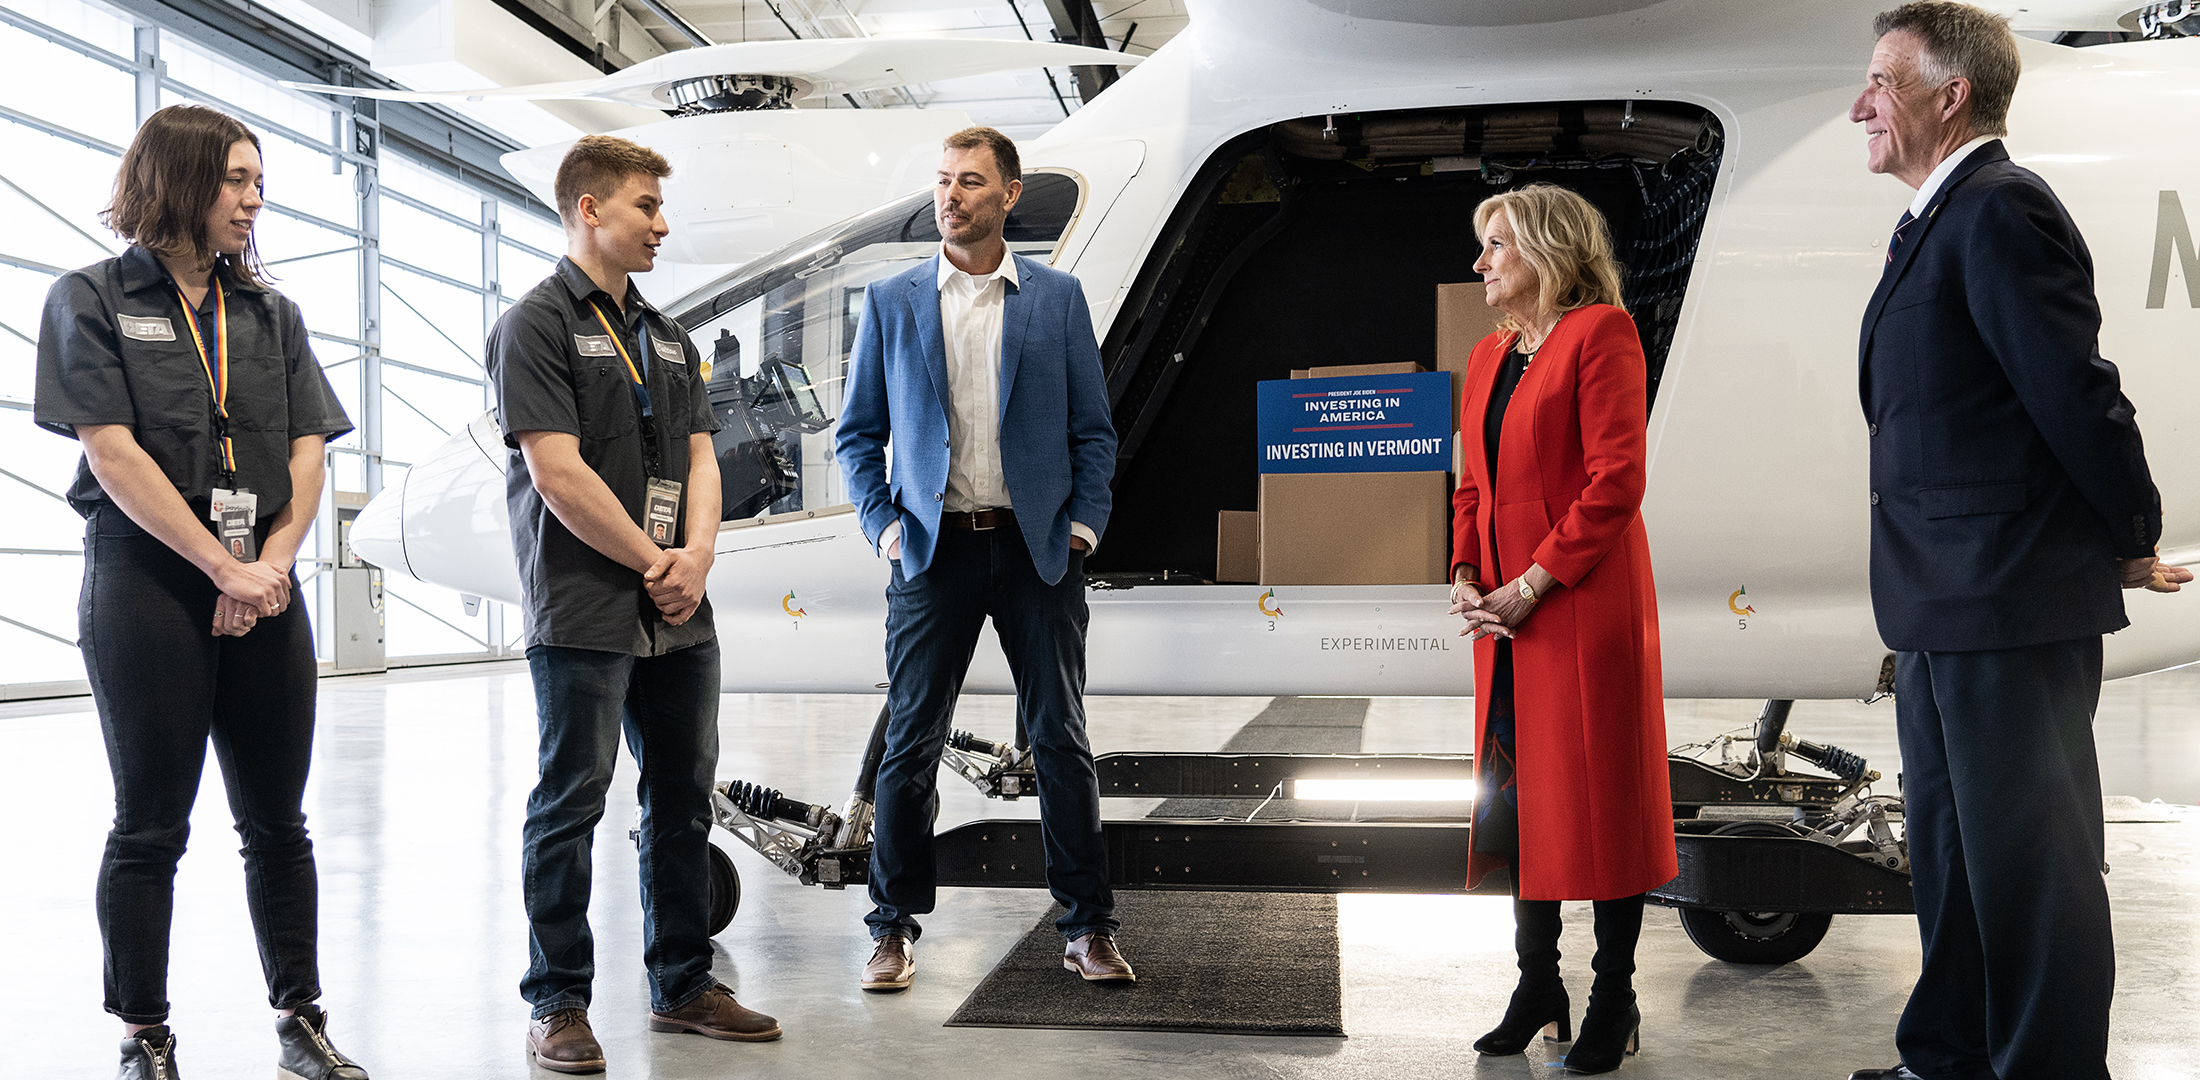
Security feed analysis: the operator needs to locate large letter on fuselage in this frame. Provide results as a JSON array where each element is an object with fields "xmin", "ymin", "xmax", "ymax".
[{"xmin": 2150, "ymin": 190, "xmax": 2200, "ymax": 309}]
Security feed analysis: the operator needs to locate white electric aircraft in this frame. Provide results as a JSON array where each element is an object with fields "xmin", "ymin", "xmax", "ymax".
[{"xmin": 345, "ymin": 0, "xmax": 2200, "ymax": 701}]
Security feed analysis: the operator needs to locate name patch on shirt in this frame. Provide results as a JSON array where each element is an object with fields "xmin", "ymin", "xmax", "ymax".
[
  {"xmin": 574, "ymin": 334, "xmax": 617, "ymax": 357},
  {"xmin": 117, "ymin": 313, "xmax": 176, "ymax": 341},
  {"xmin": 653, "ymin": 339, "xmax": 685, "ymax": 365}
]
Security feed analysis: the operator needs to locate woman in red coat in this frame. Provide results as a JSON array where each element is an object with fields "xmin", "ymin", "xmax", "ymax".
[{"xmin": 1448, "ymin": 184, "xmax": 1676, "ymax": 1075}]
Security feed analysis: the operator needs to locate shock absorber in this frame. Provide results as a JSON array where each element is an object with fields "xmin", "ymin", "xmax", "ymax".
[
  {"xmin": 1789, "ymin": 739, "xmax": 1870, "ymax": 784},
  {"xmin": 948, "ymin": 730, "xmax": 1014, "ymax": 759},
  {"xmin": 723, "ymin": 780, "xmax": 830, "ymax": 828}
]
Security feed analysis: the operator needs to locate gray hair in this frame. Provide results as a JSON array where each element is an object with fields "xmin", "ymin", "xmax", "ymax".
[{"xmin": 1874, "ymin": 2, "xmax": 2022, "ymax": 137}]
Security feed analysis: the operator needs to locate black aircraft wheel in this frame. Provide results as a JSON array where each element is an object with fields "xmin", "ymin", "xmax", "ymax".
[
  {"xmin": 706, "ymin": 842, "xmax": 741, "ymax": 937},
  {"xmin": 1678, "ymin": 821, "xmax": 1834, "ymax": 966}
]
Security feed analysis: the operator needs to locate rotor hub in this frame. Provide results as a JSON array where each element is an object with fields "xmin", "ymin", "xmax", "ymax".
[{"xmin": 667, "ymin": 73, "xmax": 802, "ymax": 113}]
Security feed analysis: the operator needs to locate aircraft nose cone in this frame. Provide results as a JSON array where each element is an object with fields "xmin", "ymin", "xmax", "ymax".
[{"xmin": 347, "ymin": 482, "xmax": 410, "ymax": 576}]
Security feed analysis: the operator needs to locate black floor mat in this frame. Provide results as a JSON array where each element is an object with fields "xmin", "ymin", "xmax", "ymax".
[
  {"xmin": 946, "ymin": 698, "xmax": 1365, "ymax": 1035},
  {"xmin": 942, "ymin": 890, "xmax": 1344, "ymax": 1035}
]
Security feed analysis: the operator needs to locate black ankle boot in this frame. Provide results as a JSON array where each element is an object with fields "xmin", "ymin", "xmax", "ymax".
[
  {"xmin": 1476, "ymin": 896, "xmax": 1570, "ymax": 1055},
  {"xmin": 1561, "ymin": 894, "xmax": 1645, "ymax": 1075},
  {"xmin": 117, "ymin": 1026, "xmax": 181, "ymax": 1080},
  {"xmin": 275, "ymin": 1005, "xmax": 369, "ymax": 1080},
  {"xmin": 1563, "ymin": 997, "xmax": 1640, "ymax": 1074}
]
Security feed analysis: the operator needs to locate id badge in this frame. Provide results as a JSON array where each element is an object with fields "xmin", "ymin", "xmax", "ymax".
[
  {"xmin": 645, "ymin": 478, "xmax": 683, "ymax": 547},
  {"xmin": 210, "ymin": 487, "xmax": 259, "ymax": 562}
]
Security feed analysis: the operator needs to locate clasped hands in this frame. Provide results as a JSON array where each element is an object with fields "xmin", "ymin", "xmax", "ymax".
[
  {"xmin": 2119, "ymin": 554, "xmax": 2194, "ymax": 594},
  {"xmin": 210, "ymin": 559, "xmax": 292, "ymax": 637},
  {"xmin": 643, "ymin": 546, "xmax": 713, "ymax": 626},
  {"xmin": 1450, "ymin": 563, "xmax": 1558, "ymax": 641}
]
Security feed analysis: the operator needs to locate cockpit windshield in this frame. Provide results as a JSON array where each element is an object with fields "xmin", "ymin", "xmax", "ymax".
[{"xmin": 675, "ymin": 171, "xmax": 1085, "ymax": 522}]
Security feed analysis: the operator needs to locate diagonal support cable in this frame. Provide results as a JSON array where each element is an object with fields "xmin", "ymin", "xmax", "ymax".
[
  {"xmin": 0, "ymin": 169, "xmax": 121, "ymax": 260},
  {"xmin": 381, "ymin": 280, "xmax": 487, "ymax": 371},
  {"xmin": 0, "ymin": 611, "xmax": 78, "ymax": 650},
  {"xmin": 0, "ymin": 466, "xmax": 70, "ymax": 504},
  {"xmin": 384, "ymin": 587, "xmax": 491, "ymax": 649}
]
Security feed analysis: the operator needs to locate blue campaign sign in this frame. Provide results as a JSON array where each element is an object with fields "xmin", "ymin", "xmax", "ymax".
[{"xmin": 1257, "ymin": 370, "xmax": 1453, "ymax": 474}]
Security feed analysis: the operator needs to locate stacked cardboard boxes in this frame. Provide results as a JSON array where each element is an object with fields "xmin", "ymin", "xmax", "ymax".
[{"xmin": 1214, "ymin": 285, "xmax": 1508, "ymax": 586}]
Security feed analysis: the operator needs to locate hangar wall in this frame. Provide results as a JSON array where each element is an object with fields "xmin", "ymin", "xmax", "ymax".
[{"xmin": 0, "ymin": 0, "xmax": 568, "ymax": 696}]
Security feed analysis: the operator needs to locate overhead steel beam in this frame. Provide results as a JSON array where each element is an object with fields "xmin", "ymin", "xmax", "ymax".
[
  {"xmin": 106, "ymin": 0, "xmax": 550, "ymax": 213},
  {"xmin": 1040, "ymin": 0, "xmax": 1118, "ymax": 103}
]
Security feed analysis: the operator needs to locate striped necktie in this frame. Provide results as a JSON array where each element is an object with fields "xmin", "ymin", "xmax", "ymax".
[{"xmin": 1886, "ymin": 209, "xmax": 1917, "ymax": 264}]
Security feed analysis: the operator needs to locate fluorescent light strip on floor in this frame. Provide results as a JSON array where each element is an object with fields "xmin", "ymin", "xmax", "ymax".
[{"xmin": 1291, "ymin": 778, "xmax": 1476, "ymax": 801}]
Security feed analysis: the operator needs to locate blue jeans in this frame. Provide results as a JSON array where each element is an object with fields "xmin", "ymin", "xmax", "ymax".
[
  {"xmin": 521, "ymin": 640, "xmax": 720, "ymax": 1018},
  {"xmin": 866, "ymin": 522, "xmax": 1116, "ymax": 943},
  {"xmin": 82, "ymin": 508, "xmax": 322, "ymax": 1023}
]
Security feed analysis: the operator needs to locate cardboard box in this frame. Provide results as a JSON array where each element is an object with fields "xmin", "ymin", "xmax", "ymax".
[
  {"xmin": 1436, "ymin": 282, "xmax": 1508, "ymax": 425},
  {"xmin": 1215, "ymin": 510, "xmax": 1260, "ymax": 583},
  {"xmin": 1301, "ymin": 361, "xmax": 1425, "ymax": 379},
  {"xmin": 1258, "ymin": 471, "xmax": 1451, "ymax": 585}
]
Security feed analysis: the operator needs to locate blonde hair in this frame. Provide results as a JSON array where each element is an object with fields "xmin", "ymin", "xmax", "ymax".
[{"xmin": 1473, "ymin": 184, "xmax": 1625, "ymax": 333}]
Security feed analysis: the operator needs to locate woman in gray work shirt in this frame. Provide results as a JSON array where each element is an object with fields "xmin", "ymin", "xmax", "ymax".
[{"xmin": 33, "ymin": 104, "xmax": 368, "ymax": 1080}]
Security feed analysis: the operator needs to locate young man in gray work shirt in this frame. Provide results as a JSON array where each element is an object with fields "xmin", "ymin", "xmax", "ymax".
[{"xmin": 487, "ymin": 134, "xmax": 779, "ymax": 1075}]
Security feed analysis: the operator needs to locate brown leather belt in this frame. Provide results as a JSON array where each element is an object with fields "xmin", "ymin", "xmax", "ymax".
[{"xmin": 941, "ymin": 508, "xmax": 1016, "ymax": 531}]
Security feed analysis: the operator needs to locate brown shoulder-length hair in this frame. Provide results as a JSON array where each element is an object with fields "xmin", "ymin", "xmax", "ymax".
[
  {"xmin": 103, "ymin": 104, "xmax": 269, "ymax": 285},
  {"xmin": 1473, "ymin": 183, "xmax": 1625, "ymax": 333}
]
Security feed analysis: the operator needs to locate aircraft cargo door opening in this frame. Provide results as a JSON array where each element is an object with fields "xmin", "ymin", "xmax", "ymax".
[{"xmin": 1090, "ymin": 102, "xmax": 1724, "ymax": 586}]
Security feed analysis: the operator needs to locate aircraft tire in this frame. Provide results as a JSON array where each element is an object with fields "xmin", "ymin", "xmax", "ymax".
[
  {"xmin": 707, "ymin": 842, "xmax": 741, "ymax": 936},
  {"xmin": 1677, "ymin": 905, "xmax": 1832, "ymax": 965}
]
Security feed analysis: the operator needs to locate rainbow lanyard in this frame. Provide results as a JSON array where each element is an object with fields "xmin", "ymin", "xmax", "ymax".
[
  {"xmin": 174, "ymin": 279, "xmax": 236, "ymax": 477},
  {"xmin": 588, "ymin": 300, "xmax": 652, "ymax": 416}
]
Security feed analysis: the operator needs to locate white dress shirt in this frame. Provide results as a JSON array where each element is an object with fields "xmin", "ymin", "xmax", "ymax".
[
  {"xmin": 1910, "ymin": 133, "xmax": 1997, "ymax": 219},
  {"xmin": 877, "ymin": 248, "xmax": 1096, "ymax": 557}
]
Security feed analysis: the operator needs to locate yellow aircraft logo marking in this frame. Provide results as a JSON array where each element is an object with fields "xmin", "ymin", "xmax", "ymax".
[
  {"xmin": 1258, "ymin": 589, "xmax": 1284, "ymax": 618},
  {"xmin": 1728, "ymin": 586, "xmax": 1756, "ymax": 617},
  {"xmin": 783, "ymin": 591, "xmax": 808, "ymax": 617}
]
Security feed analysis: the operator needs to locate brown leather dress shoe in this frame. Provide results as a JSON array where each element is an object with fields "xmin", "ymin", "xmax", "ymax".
[
  {"xmin": 1063, "ymin": 932, "xmax": 1137, "ymax": 982},
  {"xmin": 526, "ymin": 1009, "xmax": 606, "ymax": 1074},
  {"xmin": 648, "ymin": 983, "xmax": 783, "ymax": 1042},
  {"xmin": 862, "ymin": 933, "xmax": 915, "ymax": 991}
]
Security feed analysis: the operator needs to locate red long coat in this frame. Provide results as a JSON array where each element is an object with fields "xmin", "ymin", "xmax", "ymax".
[{"xmin": 1451, "ymin": 303, "xmax": 1677, "ymax": 901}]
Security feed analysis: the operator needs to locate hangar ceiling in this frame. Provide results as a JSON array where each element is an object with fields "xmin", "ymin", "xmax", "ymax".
[{"xmin": 482, "ymin": 0, "xmax": 1185, "ymax": 139}]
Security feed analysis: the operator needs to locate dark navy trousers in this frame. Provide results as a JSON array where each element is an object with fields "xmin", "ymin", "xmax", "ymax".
[
  {"xmin": 866, "ymin": 521, "xmax": 1115, "ymax": 943},
  {"xmin": 1893, "ymin": 638, "xmax": 2113, "ymax": 1080}
]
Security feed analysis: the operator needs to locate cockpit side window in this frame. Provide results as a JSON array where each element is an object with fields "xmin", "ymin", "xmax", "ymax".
[{"xmin": 674, "ymin": 172, "xmax": 1085, "ymax": 522}]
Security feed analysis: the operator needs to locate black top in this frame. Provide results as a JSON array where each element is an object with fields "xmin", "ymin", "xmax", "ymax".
[
  {"xmin": 1483, "ymin": 346, "xmax": 1531, "ymax": 482},
  {"xmin": 489, "ymin": 257, "xmax": 721, "ymax": 656},
  {"xmin": 34, "ymin": 246, "xmax": 353, "ymax": 521},
  {"xmin": 1859, "ymin": 140, "xmax": 2160, "ymax": 652}
]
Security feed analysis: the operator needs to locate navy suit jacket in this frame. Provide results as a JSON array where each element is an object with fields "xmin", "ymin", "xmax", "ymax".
[
  {"xmin": 834, "ymin": 253, "xmax": 1116, "ymax": 585},
  {"xmin": 1860, "ymin": 141, "xmax": 2161, "ymax": 653}
]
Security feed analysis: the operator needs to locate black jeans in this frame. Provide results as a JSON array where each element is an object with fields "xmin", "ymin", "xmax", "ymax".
[
  {"xmin": 81, "ymin": 507, "xmax": 322, "ymax": 1024},
  {"xmin": 1893, "ymin": 639, "xmax": 2113, "ymax": 1080},
  {"xmin": 521, "ymin": 640, "xmax": 721, "ymax": 1018},
  {"xmin": 866, "ymin": 522, "xmax": 1115, "ymax": 942}
]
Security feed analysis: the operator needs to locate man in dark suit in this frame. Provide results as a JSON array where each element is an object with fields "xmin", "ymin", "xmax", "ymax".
[
  {"xmin": 834, "ymin": 127, "xmax": 1127, "ymax": 990},
  {"xmin": 1847, "ymin": 5, "xmax": 2189, "ymax": 1080}
]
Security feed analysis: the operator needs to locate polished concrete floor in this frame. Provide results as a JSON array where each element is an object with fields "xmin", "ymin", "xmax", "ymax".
[{"xmin": 5, "ymin": 664, "xmax": 2199, "ymax": 1079}]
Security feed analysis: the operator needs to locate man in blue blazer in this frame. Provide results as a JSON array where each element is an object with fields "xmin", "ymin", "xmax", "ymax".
[
  {"xmin": 1846, "ymin": 6, "xmax": 2188, "ymax": 1080},
  {"xmin": 834, "ymin": 127, "xmax": 1126, "ymax": 990}
]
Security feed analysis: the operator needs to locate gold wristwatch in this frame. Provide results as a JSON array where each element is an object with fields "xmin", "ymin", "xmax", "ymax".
[{"xmin": 1518, "ymin": 579, "xmax": 1538, "ymax": 604}]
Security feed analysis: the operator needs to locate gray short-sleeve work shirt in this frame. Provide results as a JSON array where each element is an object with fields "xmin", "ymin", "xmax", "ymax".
[
  {"xmin": 34, "ymin": 246, "xmax": 354, "ymax": 520},
  {"xmin": 489, "ymin": 257, "xmax": 721, "ymax": 656}
]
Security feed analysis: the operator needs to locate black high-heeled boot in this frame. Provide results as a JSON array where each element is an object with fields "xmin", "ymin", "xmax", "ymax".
[
  {"xmin": 1475, "ymin": 896, "xmax": 1571, "ymax": 1055},
  {"xmin": 1563, "ymin": 894, "xmax": 1644, "ymax": 1075}
]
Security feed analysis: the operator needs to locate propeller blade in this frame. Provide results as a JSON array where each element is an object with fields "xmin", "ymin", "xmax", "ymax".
[{"xmin": 283, "ymin": 37, "xmax": 1141, "ymax": 109}]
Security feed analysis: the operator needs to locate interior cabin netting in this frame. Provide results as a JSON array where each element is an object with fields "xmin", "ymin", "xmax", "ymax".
[{"xmin": 1087, "ymin": 101, "xmax": 1725, "ymax": 583}]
